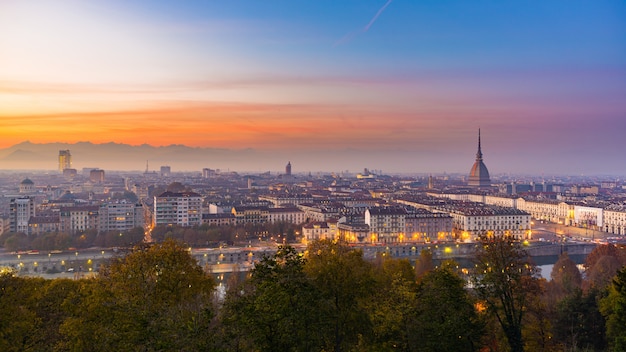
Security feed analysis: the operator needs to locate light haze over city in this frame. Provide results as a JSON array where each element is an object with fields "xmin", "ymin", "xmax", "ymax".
[{"xmin": 1, "ymin": 0, "xmax": 625, "ymax": 175}]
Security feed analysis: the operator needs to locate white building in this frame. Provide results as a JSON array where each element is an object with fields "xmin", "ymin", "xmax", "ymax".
[
  {"xmin": 302, "ymin": 221, "xmax": 333, "ymax": 243},
  {"xmin": 268, "ymin": 208, "xmax": 306, "ymax": 224},
  {"xmin": 10, "ymin": 197, "xmax": 35, "ymax": 233},
  {"xmin": 365, "ymin": 207, "xmax": 407, "ymax": 244},
  {"xmin": 99, "ymin": 202, "xmax": 145, "ymax": 233},
  {"xmin": 516, "ymin": 199, "xmax": 573, "ymax": 225},
  {"xmin": 153, "ymin": 191, "xmax": 203, "ymax": 227},
  {"xmin": 574, "ymin": 205, "xmax": 603, "ymax": 229},
  {"xmin": 603, "ymin": 205, "xmax": 626, "ymax": 235}
]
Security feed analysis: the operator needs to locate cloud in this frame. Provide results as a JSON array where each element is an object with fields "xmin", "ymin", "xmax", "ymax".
[{"xmin": 335, "ymin": 0, "xmax": 393, "ymax": 46}]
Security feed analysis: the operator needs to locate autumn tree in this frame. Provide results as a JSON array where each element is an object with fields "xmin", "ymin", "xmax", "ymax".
[
  {"xmin": 584, "ymin": 244, "xmax": 626, "ymax": 289},
  {"xmin": 305, "ymin": 239, "xmax": 375, "ymax": 352},
  {"xmin": 60, "ymin": 239, "xmax": 217, "ymax": 351},
  {"xmin": 600, "ymin": 267, "xmax": 626, "ymax": 350},
  {"xmin": 0, "ymin": 272, "xmax": 41, "ymax": 352},
  {"xmin": 411, "ymin": 263, "xmax": 484, "ymax": 352},
  {"xmin": 364, "ymin": 257, "xmax": 419, "ymax": 350},
  {"xmin": 551, "ymin": 252, "xmax": 582, "ymax": 295},
  {"xmin": 471, "ymin": 237, "xmax": 542, "ymax": 352},
  {"xmin": 414, "ymin": 248, "xmax": 435, "ymax": 279},
  {"xmin": 220, "ymin": 246, "xmax": 325, "ymax": 351}
]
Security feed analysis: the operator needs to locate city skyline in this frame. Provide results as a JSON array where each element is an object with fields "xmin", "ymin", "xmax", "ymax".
[{"xmin": 1, "ymin": 1, "xmax": 625, "ymax": 175}]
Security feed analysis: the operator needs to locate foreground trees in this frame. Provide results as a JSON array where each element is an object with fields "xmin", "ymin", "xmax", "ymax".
[
  {"xmin": 2, "ymin": 239, "xmax": 626, "ymax": 351},
  {"xmin": 220, "ymin": 246, "xmax": 326, "ymax": 351},
  {"xmin": 472, "ymin": 237, "xmax": 542, "ymax": 352}
]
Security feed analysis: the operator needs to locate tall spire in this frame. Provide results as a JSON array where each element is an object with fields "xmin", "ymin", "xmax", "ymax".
[{"xmin": 476, "ymin": 128, "xmax": 483, "ymax": 161}]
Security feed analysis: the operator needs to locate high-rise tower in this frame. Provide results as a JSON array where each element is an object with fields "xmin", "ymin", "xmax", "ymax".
[
  {"xmin": 285, "ymin": 161, "xmax": 292, "ymax": 176},
  {"xmin": 468, "ymin": 129, "xmax": 491, "ymax": 187},
  {"xmin": 58, "ymin": 150, "xmax": 72, "ymax": 172}
]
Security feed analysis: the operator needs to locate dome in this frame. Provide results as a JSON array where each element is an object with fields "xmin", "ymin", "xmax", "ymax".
[
  {"xmin": 468, "ymin": 129, "xmax": 491, "ymax": 187},
  {"xmin": 21, "ymin": 178, "xmax": 34, "ymax": 185},
  {"xmin": 469, "ymin": 160, "xmax": 491, "ymax": 187}
]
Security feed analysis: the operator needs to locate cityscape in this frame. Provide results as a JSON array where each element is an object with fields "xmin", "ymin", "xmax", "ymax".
[{"xmin": 1, "ymin": 1, "xmax": 625, "ymax": 351}]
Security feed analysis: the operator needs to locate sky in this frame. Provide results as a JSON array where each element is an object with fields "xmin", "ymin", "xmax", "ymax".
[{"xmin": 0, "ymin": 0, "xmax": 625, "ymax": 175}]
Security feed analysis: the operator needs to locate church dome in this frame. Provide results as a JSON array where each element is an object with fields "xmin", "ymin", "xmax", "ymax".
[{"xmin": 21, "ymin": 178, "xmax": 34, "ymax": 185}]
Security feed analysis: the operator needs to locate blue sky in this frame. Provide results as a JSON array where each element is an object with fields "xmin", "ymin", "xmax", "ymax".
[{"xmin": 0, "ymin": 0, "xmax": 624, "ymax": 174}]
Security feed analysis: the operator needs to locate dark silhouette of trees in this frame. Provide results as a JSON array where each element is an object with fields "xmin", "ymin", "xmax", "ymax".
[
  {"xmin": 551, "ymin": 252, "xmax": 582, "ymax": 295},
  {"xmin": 601, "ymin": 267, "xmax": 626, "ymax": 350},
  {"xmin": 471, "ymin": 237, "xmax": 542, "ymax": 352},
  {"xmin": 221, "ymin": 246, "xmax": 326, "ymax": 351},
  {"xmin": 554, "ymin": 288, "xmax": 606, "ymax": 351},
  {"xmin": 411, "ymin": 263, "xmax": 484, "ymax": 351},
  {"xmin": 6, "ymin": 237, "xmax": 626, "ymax": 351},
  {"xmin": 305, "ymin": 239, "xmax": 375, "ymax": 352}
]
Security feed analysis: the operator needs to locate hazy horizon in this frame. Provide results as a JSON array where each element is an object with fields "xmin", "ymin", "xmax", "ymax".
[
  {"xmin": 1, "ymin": 140, "xmax": 625, "ymax": 177},
  {"xmin": 1, "ymin": 1, "xmax": 624, "ymax": 175}
]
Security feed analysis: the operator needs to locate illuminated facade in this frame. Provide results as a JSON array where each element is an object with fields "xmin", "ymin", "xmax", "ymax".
[
  {"xmin": 58, "ymin": 150, "xmax": 72, "ymax": 172},
  {"xmin": 405, "ymin": 208, "xmax": 453, "ymax": 242},
  {"xmin": 337, "ymin": 222, "xmax": 370, "ymax": 243},
  {"xmin": 302, "ymin": 221, "xmax": 333, "ymax": 242},
  {"xmin": 439, "ymin": 203, "xmax": 531, "ymax": 241},
  {"xmin": 365, "ymin": 207, "xmax": 407, "ymax": 244}
]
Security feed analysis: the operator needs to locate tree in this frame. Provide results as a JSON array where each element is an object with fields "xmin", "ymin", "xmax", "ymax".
[
  {"xmin": 364, "ymin": 257, "xmax": 418, "ymax": 350},
  {"xmin": 220, "ymin": 246, "xmax": 325, "ymax": 351},
  {"xmin": 586, "ymin": 255, "xmax": 623, "ymax": 290},
  {"xmin": 305, "ymin": 239, "xmax": 375, "ymax": 352},
  {"xmin": 554, "ymin": 288, "xmax": 606, "ymax": 351},
  {"xmin": 0, "ymin": 272, "xmax": 40, "ymax": 352},
  {"xmin": 551, "ymin": 252, "xmax": 582, "ymax": 296},
  {"xmin": 471, "ymin": 237, "xmax": 542, "ymax": 352},
  {"xmin": 411, "ymin": 263, "xmax": 484, "ymax": 352},
  {"xmin": 60, "ymin": 239, "xmax": 217, "ymax": 351},
  {"xmin": 600, "ymin": 267, "xmax": 626, "ymax": 350},
  {"xmin": 414, "ymin": 248, "xmax": 435, "ymax": 279}
]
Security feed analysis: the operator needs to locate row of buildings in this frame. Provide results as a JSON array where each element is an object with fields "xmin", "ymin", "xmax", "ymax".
[{"xmin": 426, "ymin": 191, "xmax": 626, "ymax": 236}]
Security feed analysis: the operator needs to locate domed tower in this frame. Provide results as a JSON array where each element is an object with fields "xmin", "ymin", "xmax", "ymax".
[
  {"xmin": 19, "ymin": 178, "xmax": 34, "ymax": 193},
  {"xmin": 468, "ymin": 129, "xmax": 491, "ymax": 187}
]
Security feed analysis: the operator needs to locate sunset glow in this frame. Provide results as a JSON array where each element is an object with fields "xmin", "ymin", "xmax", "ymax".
[{"xmin": 1, "ymin": 0, "xmax": 625, "ymax": 173}]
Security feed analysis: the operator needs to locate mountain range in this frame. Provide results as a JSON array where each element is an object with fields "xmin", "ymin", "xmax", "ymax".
[
  {"xmin": 0, "ymin": 141, "xmax": 267, "ymax": 173},
  {"xmin": 0, "ymin": 141, "xmax": 434, "ymax": 174}
]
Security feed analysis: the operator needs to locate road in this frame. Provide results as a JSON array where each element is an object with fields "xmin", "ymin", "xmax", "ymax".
[
  {"xmin": 0, "ymin": 248, "xmax": 118, "ymax": 277},
  {"xmin": 531, "ymin": 220, "xmax": 611, "ymax": 243}
]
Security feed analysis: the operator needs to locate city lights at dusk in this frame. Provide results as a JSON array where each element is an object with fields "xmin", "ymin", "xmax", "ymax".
[{"xmin": 1, "ymin": 0, "xmax": 624, "ymax": 174}]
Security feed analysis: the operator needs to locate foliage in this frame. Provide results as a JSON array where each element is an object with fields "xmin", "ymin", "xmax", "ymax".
[
  {"xmin": 600, "ymin": 267, "xmax": 626, "ymax": 350},
  {"xmin": 554, "ymin": 288, "xmax": 606, "ymax": 351},
  {"xmin": 364, "ymin": 257, "xmax": 418, "ymax": 350},
  {"xmin": 59, "ymin": 239, "xmax": 217, "ymax": 351},
  {"xmin": 411, "ymin": 263, "xmax": 484, "ymax": 352},
  {"xmin": 471, "ymin": 237, "xmax": 542, "ymax": 352},
  {"xmin": 220, "ymin": 246, "xmax": 326, "ymax": 351},
  {"xmin": 305, "ymin": 239, "xmax": 375, "ymax": 352},
  {"xmin": 551, "ymin": 252, "xmax": 582, "ymax": 295},
  {"xmin": 414, "ymin": 248, "xmax": 434, "ymax": 279}
]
